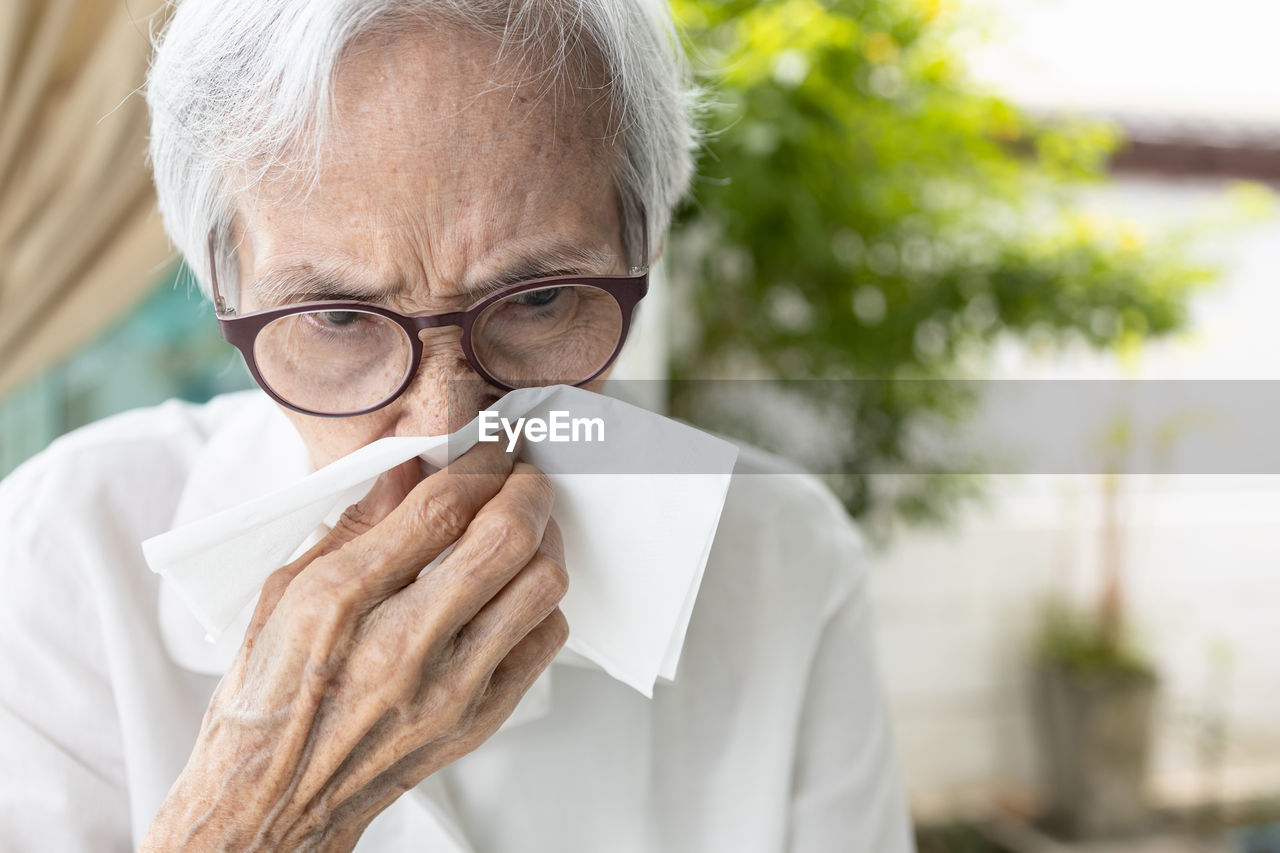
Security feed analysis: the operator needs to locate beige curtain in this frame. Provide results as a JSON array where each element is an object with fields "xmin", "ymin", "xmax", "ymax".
[{"xmin": 0, "ymin": 0, "xmax": 172, "ymax": 397}]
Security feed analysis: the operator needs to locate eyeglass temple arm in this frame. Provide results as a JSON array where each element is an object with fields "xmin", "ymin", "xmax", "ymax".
[
  {"xmin": 632, "ymin": 205, "xmax": 649, "ymax": 274},
  {"xmin": 207, "ymin": 232, "xmax": 235, "ymax": 317}
]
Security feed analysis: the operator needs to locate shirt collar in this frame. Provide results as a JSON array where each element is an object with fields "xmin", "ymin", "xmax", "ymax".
[{"xmin": 158, "ymin": 391, "xmax": 312, "ymax": 676}]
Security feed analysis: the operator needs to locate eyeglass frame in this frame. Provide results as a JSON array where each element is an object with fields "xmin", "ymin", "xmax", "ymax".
[{"xmin": 207, "ymin": 221, "xmax": 649, "ymax": 418}]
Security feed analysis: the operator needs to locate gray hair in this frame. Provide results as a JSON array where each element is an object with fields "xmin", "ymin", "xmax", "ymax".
[{"xmin": 146, "ymin": 0, "xmax": 701, "ymax": 298}]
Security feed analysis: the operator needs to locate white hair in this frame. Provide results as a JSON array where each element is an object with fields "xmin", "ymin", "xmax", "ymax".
[{"xmin": 145, "ymin": 0, "xmax": 701, "ymax": 298}]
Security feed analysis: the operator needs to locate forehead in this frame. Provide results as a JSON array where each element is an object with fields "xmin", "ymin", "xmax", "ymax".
[{"xmin": 232, "ymin": 22, "xmax": 623, "ymax": 304}]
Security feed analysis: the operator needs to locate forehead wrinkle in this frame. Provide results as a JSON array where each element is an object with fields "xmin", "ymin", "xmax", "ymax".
[
  {"xmin": 250, "ymin": 259, "xmax": 402, "ymax": 306},
  {"xmin": 249, "ymin": 239, "xmax": 620, "ymax": 310},
  {"xmin": 470, "ymin": 241, "xmax": 619, "ymax": 291},
  {"xmin": 238, "ymin": 26, "xmax": 626, "ymax": 311}
]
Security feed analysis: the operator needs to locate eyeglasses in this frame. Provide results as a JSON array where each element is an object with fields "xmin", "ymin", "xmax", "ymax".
[{"xmin": 208, "ymin": 226, "xmax": 648, "ymax": 418}]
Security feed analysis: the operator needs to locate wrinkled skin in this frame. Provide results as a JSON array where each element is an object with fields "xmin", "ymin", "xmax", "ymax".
[{"xmin": 142, "ymin": 22, "xmax": 629, "ymax": 852}]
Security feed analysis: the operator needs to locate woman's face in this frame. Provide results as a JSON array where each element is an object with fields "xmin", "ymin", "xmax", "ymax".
[{"xmin": 230, "ymin": 25, "xmax": 627, "ymax": 470}]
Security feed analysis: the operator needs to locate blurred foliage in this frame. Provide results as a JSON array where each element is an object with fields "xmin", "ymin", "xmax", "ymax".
[
  {"xmin": 915, "ymin": 823, "xmax": 1010, "ymax": 853},
  {"xmin": 666, "ymin": 0, "xmax": 1217, "ymax": 528},
  {"xmin": 1035, "ymin": 598, "xmax": 1154, "ymax": 680}
]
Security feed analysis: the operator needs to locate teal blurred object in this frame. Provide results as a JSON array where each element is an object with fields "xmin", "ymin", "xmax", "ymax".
[
  {"xmin": 1236, "ymin": 823, "xmax": 1280, "ymax": 853},
  {"xmin": 0, "ymin": 263, "xmax": 256, "ymax": 478}
]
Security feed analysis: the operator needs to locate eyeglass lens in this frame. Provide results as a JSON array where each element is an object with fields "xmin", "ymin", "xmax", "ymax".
[{"xmin": 251, "ymin": 284, "xmax": 624, "ymax": 415}]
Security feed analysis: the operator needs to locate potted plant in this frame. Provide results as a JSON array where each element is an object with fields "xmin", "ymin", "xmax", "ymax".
[{"xmin": 1033, "ymin": 448, "xmax": 1159, "ymax": 839}]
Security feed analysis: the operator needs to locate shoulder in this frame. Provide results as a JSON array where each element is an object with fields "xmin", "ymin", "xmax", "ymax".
[
  {"xmin": 18, "ymin": 390, "xmax": 263, "ymax": 466},
  {"xmin": 668, "ymin": 438, "xmax": 872, "ymax": 714},
  {"xmin": 0, "ymin": 394, "xmax": 267, "ymax": 674},
  {"xmin": 0, "ymin": 391, "xmax": 270, "ymax": 549},
  {"xmin": 708, "ymin": 440, "xmax": 867, "ymax": 619}
]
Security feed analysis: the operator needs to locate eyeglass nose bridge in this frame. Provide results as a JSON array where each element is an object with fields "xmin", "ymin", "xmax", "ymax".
[
  {"xmin": 402, "ymin": 310, "xmax": 474, "ymax": 359},
  {"xmin": 405, "ymin": 310, "xmax": 470, "ymax": 333},
  {"xmin": 367, "ymin": 308, "xmax": 491, "ymax": 405}
]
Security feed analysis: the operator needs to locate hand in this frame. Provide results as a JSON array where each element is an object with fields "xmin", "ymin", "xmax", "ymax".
[{"xmin": 141, "ymin": 442, "xmax": 568, "ymax": 852}]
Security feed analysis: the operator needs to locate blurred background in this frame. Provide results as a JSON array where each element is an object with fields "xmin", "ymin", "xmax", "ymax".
[{"xmin": 3, "ymin": 0, "xmax": 1280, "ymax": 850}]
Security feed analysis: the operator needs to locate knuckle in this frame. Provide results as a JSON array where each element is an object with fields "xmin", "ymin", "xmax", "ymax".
[
  {"xmin": 427, "ymin": 675, "xmax": 476, "ymax": 732},
  {"xmin": 474, "ymin": 511, "xmax": 540, "ymax": 566},
  {"xmin": 531, "ymin": 555, "xmax": 570, "ymax": 601},
  {"xmin": 258, "ymin": 568, "xmax": 294, "ymax": 607},
  {"xmin": 542, "ymin": 517, "xmax": 564, "ymax": 552},
  {"xmin": 404, "ymin": 604, "xmax": 458, "ymax": 662},
  {"xmin": 434, "ymin": 721, "xmax": 487, "ymax": 765},
  {"xmin": 289, "ymin": 568, "xmax": 355, "ymax": 625},
  {"xmin": 330, "ymin": 500, "xmax": 378, "ymax": 539},
  {"xmin": 333, "ymin": 570, "xmax": 377, "ymax": 607},
  {"xmin": 302, "ymin": 649, "xmax": 344, "ymax": 691},
  {"xmin": 417, "ymin": 488, "xmax": 470, "ymax": 543},
  {"xmin": 339, "ymin": 542, "xmax": 396, "ymax": 596},
  {"xmin": 276, "ymin": 573, "xmax": 314, "ymax": 615},
  {"xmin": 543, "ymin": 608, "xmax": 570, "ymax": 650},
  {"xmin": 376, "ymin": 671, "xmax": 420, "ymax": 713},
  {"xmin": 518, "ymin": 466, "xmax": 555, "ymax": 506},
  {"xmin": 265, "ymin": 561, "xmax": 297, "ymax": 587}
]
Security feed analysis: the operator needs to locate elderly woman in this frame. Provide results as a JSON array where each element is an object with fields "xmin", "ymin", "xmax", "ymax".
[{"xmin": 0, "ymin": 1, "xmax": 912, "ymax": 851}]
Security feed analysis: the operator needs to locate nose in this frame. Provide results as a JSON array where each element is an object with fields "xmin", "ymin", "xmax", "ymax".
[{"xmin": 391, "ymin": 326, "xmax": 502, "ymax": 437}]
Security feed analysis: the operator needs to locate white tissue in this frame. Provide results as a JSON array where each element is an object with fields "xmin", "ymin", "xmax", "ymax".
[{"xmin": 143, "ymin": 385, "xmax": 738, "ymax": 697}]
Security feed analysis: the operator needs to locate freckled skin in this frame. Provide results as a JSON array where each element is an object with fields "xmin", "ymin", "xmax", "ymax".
[
  {"xmin": 142, "ymin": 23, "xmax": 631, "ymax": 852},
  {"xmin": 232, "ymin": 25, "xmax": 626, "ymax": 468}
]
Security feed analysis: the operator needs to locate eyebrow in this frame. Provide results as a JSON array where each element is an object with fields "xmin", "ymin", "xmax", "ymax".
[
  {"xmin": 250, "ymin": 243, "xmax": 620, "ymax": 308},
  {"xmin": 251, "ymin": 266, "xmax": 399, "ymax": 307}
]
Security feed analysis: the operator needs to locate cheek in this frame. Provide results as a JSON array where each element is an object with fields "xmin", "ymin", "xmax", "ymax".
[{"xmin": 436, "ymin": 378, "xmax": 504, "ymax": 435}]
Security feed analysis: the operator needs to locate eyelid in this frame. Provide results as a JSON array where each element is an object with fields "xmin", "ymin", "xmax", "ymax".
[
  {"xmin": 474, "ymin": 269, "xmax": 591, "ymax": 294},
  {"xmin": 281, "ymin": 289, "xmax": 392, "ymax": 305}
]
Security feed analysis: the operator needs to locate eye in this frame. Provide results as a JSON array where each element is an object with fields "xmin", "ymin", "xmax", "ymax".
[
  {"xmin": 512, "ymin": 287, "xmax": 561, "ymax": 307},
  {"xmin": 315, "ymin": 310, "xmax": 363, "ymax": 327}
]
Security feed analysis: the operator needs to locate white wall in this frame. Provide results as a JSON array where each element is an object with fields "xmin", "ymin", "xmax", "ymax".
[
  {"xmin": 870, "ymin": 178, "xmax": 1280, "ymax": 820},
  {"xmin": 872, "ymin": 475, "xmax": 1280, "ymax": 819},
  {"xmin": 967, "ymin": 0, "xmax": 1280, "ymax": 124}
]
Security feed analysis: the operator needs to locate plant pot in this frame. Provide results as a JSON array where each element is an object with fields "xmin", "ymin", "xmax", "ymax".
[{"xmin": 1033, "ymin": 661, "xmax": 1159, "ymax": 839}]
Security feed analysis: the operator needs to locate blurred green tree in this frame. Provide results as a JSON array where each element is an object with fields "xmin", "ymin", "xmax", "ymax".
[{"xmin": 667, "ymin": 0, "xmax": 1215, "ymax": 528}]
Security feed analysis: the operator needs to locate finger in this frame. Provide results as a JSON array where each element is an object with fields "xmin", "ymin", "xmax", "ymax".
[
  {"xmin": 301, "ymin": 440, "xmax": 518, "ymax": 610},
  {"xmin": 320, "ymin": 457, "xmax": 425, "ymax": 554},
  {"xmin": 268, "ymin": 478, "xmax": 553, "ymax": 812},
  {"xmin": 341, "ymin": 607, "xmax": 568, "ymax": 815},
  {"xmin": 480, "ymin": 607, "xmax": 569, "ymax": 716},
  {"xmin": 242, "ymin": 457, "xmax": 424, "ymax": 645},
  {"xmin": 305, "ymin": 604, "xmax": 568, "ymax": 821},
  {"xmin": 387, "ymin": 462, "xmax": 556, "ymax": 639},
  {"xmin": 449, "ymin": 520, "xmax": 567, "ymax": 685}
]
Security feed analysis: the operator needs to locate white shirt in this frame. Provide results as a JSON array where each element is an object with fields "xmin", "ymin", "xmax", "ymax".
[{"xmin": 0, "ymin": 390, "xmax": 913, "ymax": 852}]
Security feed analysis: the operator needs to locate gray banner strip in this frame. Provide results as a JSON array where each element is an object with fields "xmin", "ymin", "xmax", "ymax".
[{"xmin": 445, "ymin": 380, "xmax": 1280, "ymax": 475}]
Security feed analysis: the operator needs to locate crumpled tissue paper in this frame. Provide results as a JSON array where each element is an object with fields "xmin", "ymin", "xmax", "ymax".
[{"xmin": 143, "ymin": 385, "xmax": 739, "ymax": 697}]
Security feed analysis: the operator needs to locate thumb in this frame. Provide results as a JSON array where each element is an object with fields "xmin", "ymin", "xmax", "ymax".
[{"xmin": 244, "ymin": 456, "xmax": 425, "ymax": 642}]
